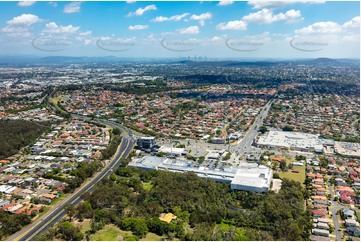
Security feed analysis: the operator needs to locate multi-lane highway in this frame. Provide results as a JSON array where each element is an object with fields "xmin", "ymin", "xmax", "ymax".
[
  {"xmin": 7, "ymin": 115, "xmax": 135, "ymax": 241},
  {"xmin": 231, "ymin": 99, "xmax": 274, "ymax": 155}
]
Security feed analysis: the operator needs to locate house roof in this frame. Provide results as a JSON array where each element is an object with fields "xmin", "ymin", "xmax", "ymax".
[{"xmin": 159, "ymin": 213, "xmax": 177, "ymax": 223}]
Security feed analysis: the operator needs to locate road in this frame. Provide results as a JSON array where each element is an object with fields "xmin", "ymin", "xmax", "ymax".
[
  {"xmin": 328, "ymin": 183, "xmax": 349, "ymax": 241},
  {"xmin": 7, "ymin": 114, "xmax": 135, "ymax": 241},
  {"xmin": 231, "ymin": 99, "xmax": 274, "ymax": 155}
]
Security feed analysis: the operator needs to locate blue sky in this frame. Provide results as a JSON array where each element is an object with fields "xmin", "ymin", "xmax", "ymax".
[{"xmin": 0, "ymin": 1, "xmax": 359, "ymax": 59}]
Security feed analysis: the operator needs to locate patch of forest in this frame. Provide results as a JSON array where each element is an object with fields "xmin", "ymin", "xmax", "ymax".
[
  {"xmin": 36, "ymin": 167, "xmax": 312, "ymax": 241},
  {"xmin": 0, "ymin": 120, "xmax": 51, "ymax": 159}
]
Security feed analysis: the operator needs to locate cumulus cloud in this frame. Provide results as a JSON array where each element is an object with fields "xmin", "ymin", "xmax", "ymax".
[
  {"xmin": 152, "ymin": 13, "xmax": 189, "ymax": 22},
  {"xmin": 295, "ymin": 21, "xmax": 343, "ymax": 35},
  {"xmin": 295, "ymin": 17, "xmax": 360, "ymax": 35},
  {"xmin": 127, "ymin": 4, "xmax": 157, "ymax": 17},
  {"xmin": 216, "ymin": 20, "xmax": 247, "ymax": 30},
  {"xmin": 292, "ymin": 16, "xmax": 360, "ymax": 48},
  {"xmin": 7, "ymin": 14, "xmax": 41, "ymax": 26},
  {"xmin": 18, "ymin": 1, "xmax": 36, "ymax": 7},
  {"xmin": 0, "ymin": 26, "xmax": 32, "ymax": 37},
  {"xmin": 242, "ymin": 8, "xmax": 303, "ymax": 24},
  {"xmin": 211, "ymin": 36, "xmax": 223, "ymax": 42},
  {"xmin": 63, "ymin": 2, "xmax": 81, "ymax": 13},
  {"xmin": 248, "ymin": 0, "xmax": 325, "ymax": 9},
  {"xmin": 342, "ymin": 16, "xmax": 360, "ymax": 29},
  {"xmin": 189, "ymin": 12, "xmax": 212, "ymax": 26},
  {"xmin": 43, "ymin": 22, "xmax": 80, "ymax": 34},
  {"xmin": 218, "ymin": 0, "xmax": 234, "ymax": 6},
  {"xmin": 78, "ymin": 31, "xmax": 92, "ymax": 36},
  {"xmin": 178, "ymin": 25, "xmax": 199, "ymax": 35},
  {"xmin": 128, "ymin": 24, "xmax": 149, "ymax": 30}
]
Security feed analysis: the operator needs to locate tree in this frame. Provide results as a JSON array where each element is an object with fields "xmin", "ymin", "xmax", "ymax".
[
  {"xmin": 112, "ymin": 128, "xmax": 121, "ymax": 135},
  {"xmin": 279, "ymin": 161, "xmax": 287, "ymax": 171},
  {"xmin": 282, "ymin": 125, "xmax": 293, "ymax": 132},
  {"xmin": 65, "ymin": 204, "xmax": 76, "ymax": 222},
  {"xmin": 259, "ymin": 126, "xmax": 268, "ymax": 134},
  {"xmin": 76, "ymin": 201, "xmax": 93, "ymax": 220},
  {"xmin": 58, "ymin": 221, "xmax": 84, "ymax": 241}
]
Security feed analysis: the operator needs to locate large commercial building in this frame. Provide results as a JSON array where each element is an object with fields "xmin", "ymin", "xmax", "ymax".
[
  {"xmin": 128, "ymin": 156, "xmax": 272, "ymax": 193},
  {"xmin": 137, "ymin": 137, "xmax": 155, "ymax": 149},
  {"xmin": 256, "ymin": 131, "xmax": 333, "ymax": 153}
]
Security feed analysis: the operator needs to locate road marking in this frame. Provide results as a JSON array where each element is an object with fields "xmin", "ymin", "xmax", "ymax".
[{"xmin": 12, "ymin": 135, "xmax": 134, "ymax": 241}]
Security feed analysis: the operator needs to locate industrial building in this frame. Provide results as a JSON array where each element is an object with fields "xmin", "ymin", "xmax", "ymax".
[
  {"xmin": 256, "ymin": 131, "xmax": 333, "ymax": 153},
  {"xmin": 128, "ymin": 156, "xmax": 272, "ymax": 193}
]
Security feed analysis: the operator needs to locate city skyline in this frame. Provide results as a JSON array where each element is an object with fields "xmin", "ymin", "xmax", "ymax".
[{"xmin": 0, "ymin": 1, "xmax": 360, "ymax": 58}]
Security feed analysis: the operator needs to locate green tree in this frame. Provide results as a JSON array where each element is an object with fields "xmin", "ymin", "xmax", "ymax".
[
  {"xmin": 282, "ymin": 125, "xmax": 293, "ymax": 132},
  {"xmin": 259, "ymin": 126, "xmax": 268, "ymax": 134},
  {"xmin": 279, "ymin": 160, "xmax": 287, "ymax": 171},
  {"xmin": 112, "ymin": 128, "xmax": 121, "ymax": 135},
  {"xmin": 58, "ymin": 221, "xmax": 84, "ymax": 241}
]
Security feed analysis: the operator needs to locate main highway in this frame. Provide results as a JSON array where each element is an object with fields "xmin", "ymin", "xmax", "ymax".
[
  {"xmin": 230, "ymin": 99, "xmax": 274, "ymax": 155},
  {"xmin": 7, "ymin": 113, "xmax": 135, "ymax": 241}
]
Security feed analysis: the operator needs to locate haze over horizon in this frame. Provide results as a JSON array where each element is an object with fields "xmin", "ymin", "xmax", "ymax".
[{"xmin": 0, "ymin": 1, "xmax": 359, "ymax": 59}]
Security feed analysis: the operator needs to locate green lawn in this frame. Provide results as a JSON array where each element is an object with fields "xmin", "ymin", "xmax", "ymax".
[
  {"xmin": 278, "ymin": 166, "xmax": 306, "ymax": 186},
  {"xmin": 75, "ymin": 219, "xmax": 91, "ymax": 234},
  {"xmin": 90, "ymin": 224, "xmax": 132, "ymax": 241},
  {"xmin": 50, "ymin": 96, "xmax": 65, "ymax": 106},
  {"xmin": 90, "ymin": 224, "xmax": 165, "ymax": 241},
  {"xmin": 140, "ymin": 232, "xmax": 165, "ymax": 241}
]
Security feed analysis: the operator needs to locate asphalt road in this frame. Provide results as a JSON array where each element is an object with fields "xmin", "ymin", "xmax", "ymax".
[
  {"xmin": 328, "ymin": 183, "xmax": 349, "ymax": 241},
  {"xmin": 231, "ymin": 99, "xmax": 274, "ymax": 155},
  {"xmin": 7, "ymin": 115, "xmax": 135, "ymax": 241}
]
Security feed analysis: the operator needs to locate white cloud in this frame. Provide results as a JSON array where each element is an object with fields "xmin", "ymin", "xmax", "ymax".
[
  {"xmin": 128, "ymin": 24, "xmax": 149, "ymax": 31},
  {"xmin": 152, "ymin": 13, "xmax": 189, "ymax": 22},
  {"xmin": 189, "ymin": 12, "xmax": 212, "ymax": 26},
  {"xmin": 296, "ymin": 21, "xmax": 343, "ymax": 35},
  {"xmin": 127, "ymin": 4, "xmax": 157, "ymax": 17},
  {"xmin": 343, "ymin": 16, "xmax": 360, "ymax": 29},
  {"xmin": 248, "ymin": 0, "xmax": 325, "ymax": 9},
  {"xmin": 48, "ymin": 2, "xmax": 57, "ymax": 7},
  {"xmin": 7, "ymin": 14, "xmax": 40, "ymax": 26},
  {"xmin": 218, "ymin": 0, "xmax": 234, "ymax": 6},
  {"xmin": 43, "ymin": 22, "xmax": 80, "ymax": 34},
  {"xmin": 179, "ymin": 25, "xmax": 199, "ymax": 35},
  {"xmin": 242, "ymin": 8, "xmax": 302, "ymax": 24},
  {"xmin": 83, "ymin": 39, "xmax": 92, "ymax": 45},
  {"xmin": 294, "ymin": 16, "xmax": 360, "ymax": 37},
  {"xmin": 1, "ymin": 26, "xmax": 32, "ymax": 37},
  {"xmin": 216, "ymin": 20, "xmax": 247, "ymax": 30},
  {"xmin": 18, "ymin": 1, "xmax": 36, "ymax": 7},
  {"xmin": 79, "ymin": 31, "xmax": 92, "ymax": 36},
  {"xmin": 126, "ymin": 0, "xmax": 136, "ymax": 3},
  {"xmin": 211, "ymin": 36, "xmax": 223, "ymax": 42},
  {"xmin": 63, "ymin": 2, "xmax": 81, "ymax": 14}
]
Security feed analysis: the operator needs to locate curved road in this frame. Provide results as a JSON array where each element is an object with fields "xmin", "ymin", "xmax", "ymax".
[{"xmin": 7, "ymin": 115, "xmax": 135, "ymax": 241}]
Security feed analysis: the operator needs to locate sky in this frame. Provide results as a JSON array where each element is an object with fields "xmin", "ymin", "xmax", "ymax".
[{"xmin": 0, "ymin": 0, "xmax": 359, "ymax": 59}]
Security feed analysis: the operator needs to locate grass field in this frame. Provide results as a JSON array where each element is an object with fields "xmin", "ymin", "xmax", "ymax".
[
  {"xmin": 140, "ymin": 232, "xmax": 165, "ymax": 241},
  {"xmin": 90, "ymin": 224, "xmax": 132, "ymax": 241},
  {"xmin": 74, "ymin": 219, "xmax": 91, "ymax": 234},
  {"xmin": 278, "ymin": 165, "xmax": 306, "ymax": 186},
  {"xmin": 90, "ymin": 224, "xmax": 165, "ymax": 241},
  {"xmin": 50, "ymin": 97, "xmax": 62, "ymax": 105}
]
